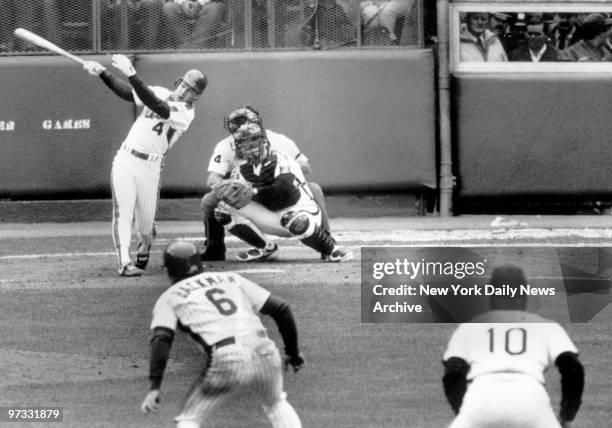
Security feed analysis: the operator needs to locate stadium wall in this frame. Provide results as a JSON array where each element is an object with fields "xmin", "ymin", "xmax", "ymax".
[
  {"xmin": 454, "ymin": 73, "xmax": 612, "ymax": 197},
  {"xmin": 0, "ymin": 50, "xmax": 436, "ymax": 199}
]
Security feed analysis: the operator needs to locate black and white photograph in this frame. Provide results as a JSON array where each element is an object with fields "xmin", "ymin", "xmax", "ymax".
[{"xmin": 0, "ymin": 1, "xmax": 611, "ymax": 427}]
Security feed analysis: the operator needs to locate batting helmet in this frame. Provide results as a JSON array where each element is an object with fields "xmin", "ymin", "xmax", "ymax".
[
  {"xmin": 224, "ymin": 105, "xmax": 262, "ymax": 134},
  {"xmin": 232, "ymin": 122, "xmax": 270, "ymax": 165},
  {"xmin": 489, "ymin": 265, "xmax": 528, "ymax": 310},
  {"xmin": 164, "ymin": 240, "xmax": 204, "ymax": 282},
  {"xmin": 173, "ymin": 69, "xmax": 207, "ymax": 103},
  {"xmin": 179, "ymin": 69, "xmax": 207, "ymax": 94}
]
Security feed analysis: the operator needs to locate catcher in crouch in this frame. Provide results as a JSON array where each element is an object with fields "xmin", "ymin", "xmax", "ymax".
[{"xmin": 212, "ymin": 123, "xmax": 353, "ymax": 262}]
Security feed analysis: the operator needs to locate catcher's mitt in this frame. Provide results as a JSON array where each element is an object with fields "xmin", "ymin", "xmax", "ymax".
[{"xmin": 212, "ymin": 179, "xmax": 253, "ymax": 209}]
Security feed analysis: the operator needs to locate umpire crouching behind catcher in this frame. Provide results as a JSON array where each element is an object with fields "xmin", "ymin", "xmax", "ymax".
[
  {"xmin": 141, "ymin": 239, "xmax": 304, "ymax": 427},
  {"xmin": 200, "ymin": 105, "xmax": 331, "ymax": 261}
]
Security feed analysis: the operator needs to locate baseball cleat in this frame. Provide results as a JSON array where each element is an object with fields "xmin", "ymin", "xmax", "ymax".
[
  {"xmin": 118, "ymin": 263, "xmax": 144, "ymax": 277},
  {"xmin": 135, "ymin": 253, "xmax": 149, "ymax": 270},
  {"xmin": 325, "ymin": 247, "xmax": 354, "ymax": 262},
  {"xmin": 236, "ymin": 243, "xmax": 278, "ymax": 262},
  {"xmin": 200, "ymin": 244, "xmax": 226, "ymax": 261}
]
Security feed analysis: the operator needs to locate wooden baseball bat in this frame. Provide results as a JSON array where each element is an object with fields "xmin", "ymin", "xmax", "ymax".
[{"xmin": 13, "ymin": 28, "xmax": 85, "ymax": 65}]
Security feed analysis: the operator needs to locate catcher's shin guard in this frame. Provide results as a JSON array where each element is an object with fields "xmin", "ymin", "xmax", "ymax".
[
  {"xmin": 300, "ymin": 224, "xmax": 335, "ymax": 256},
  {"xmin": 280, "ymin": 211, "xmax": 315, "ymax": 238}
]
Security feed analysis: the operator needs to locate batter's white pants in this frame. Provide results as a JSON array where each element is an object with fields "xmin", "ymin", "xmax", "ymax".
[
  {"xmin": 111, "ymin": 151, "xmax": 161, "ymax": 267},
  {"xmin": 175, "ymin": 336, "xmax": 302, "ymax": 428},
  {"xmin": 449, "ymin": 374, "xmax": 561, "ymax": 428}
]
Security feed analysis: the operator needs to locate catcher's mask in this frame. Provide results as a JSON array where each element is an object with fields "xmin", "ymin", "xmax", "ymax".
[
  {"xmin": 163, "ymin": 240, "xmax": 204, "ymax": 283},
  {"xmin": 172, "ymin": 69, "xmax": 207, "ymax": 104},
  {"xmin": 224, "ymin": 105, "xmax": 262, "ymax": 134},
  {"xmin": 232, "ymin": 123, "xmax": 270, "ymax": 165}
]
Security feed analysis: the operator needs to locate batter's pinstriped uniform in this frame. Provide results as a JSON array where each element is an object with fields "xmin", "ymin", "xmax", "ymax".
[
  {"xmin": 144, "ymin": 249, "xmax": 303, "ymax": 428},
  {"xmin": 112, "ymin": 86, "xmax": 195, "ymax": 269},
  {"xmin": 88, "ymin": 57, "xmax": 206, "ymax": 276}
]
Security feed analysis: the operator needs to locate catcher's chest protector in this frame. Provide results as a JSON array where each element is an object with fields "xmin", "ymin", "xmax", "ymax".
[{"xmin": 240, "ymin": 156, "xmax": 278, "ymax": 187}]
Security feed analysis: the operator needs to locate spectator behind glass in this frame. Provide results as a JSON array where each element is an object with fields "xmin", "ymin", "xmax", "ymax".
[
  {"xmin": 547, "ymin": 13, "xmax": 581, "ymax": 51},
  {"xmin": 499, "ymin": 12, "xmax": 528, "ymax": 54},
  {"xmin": 604, "ymin": 26, "xmax": 612, "ymax": 59},
  {"xmin": 509, "ymin": 17, "xmax": 560, "ymax": 62},
  {"xmin": 163, "ymin": 0, "xmax": 229, "ymax": 49},
  {"xmin": 558, "ymin": 13, "xmax": 612, "ymax": 61},
  {"xmin": 489, "ymin": 12, "xmax": 510, "ymax": 40},
  {"xmin": 0, "ymin": 0, "xmax": 60, "ymax": 52},
  {"xmin": 101, "ymin": 0, "xmax": 164, "ymax": 50},
  {"xmin": 460, "ymin": 12, "xmax": 508, "ymax": 62}
]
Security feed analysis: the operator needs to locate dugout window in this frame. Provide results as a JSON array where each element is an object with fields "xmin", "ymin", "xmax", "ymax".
[{"xmin": 450, "ymin": 2, "xmax": 612, "ymax": 73}]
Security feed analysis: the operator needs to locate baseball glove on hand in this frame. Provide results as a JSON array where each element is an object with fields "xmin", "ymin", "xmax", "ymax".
[{"xmin": 212, "ymin": 179, "xmax": 253, "ymax": 209}]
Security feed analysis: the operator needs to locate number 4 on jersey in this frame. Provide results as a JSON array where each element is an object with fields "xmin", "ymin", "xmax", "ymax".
[{"xmin": 152, "ymin": 122, "xmax": 164, "ymax": 135}]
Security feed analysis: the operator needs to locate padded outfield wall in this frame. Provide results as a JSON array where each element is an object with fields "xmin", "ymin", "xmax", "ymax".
[
  {"xmin": 453, "ymin": 73, "xmax": 612, "ymax": 197},
  {"xmin": 0, "ymin": 50, "xmax": 436, "ymax": 199}
]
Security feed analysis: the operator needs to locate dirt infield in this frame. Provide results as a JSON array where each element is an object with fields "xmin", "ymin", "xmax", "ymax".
[
  {"xmin": 1, "ymin": 200, "xmax": 611, "ymax": 427},
  {"xmin": 0, "ymin": 194, "xmax": 421, "ymax": 223}
]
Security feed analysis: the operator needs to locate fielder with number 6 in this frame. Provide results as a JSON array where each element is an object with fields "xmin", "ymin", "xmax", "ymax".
[
  {"xmin": 140, "ymin": 240, "xmax": 304, "ymax": 428},
  {"xmin": 82, "ymin": 55, "xmax": 207, "ymax": 277},
  {"xmin": 442, "ymin": 265, "xmax": 584, "ymax": 428}
]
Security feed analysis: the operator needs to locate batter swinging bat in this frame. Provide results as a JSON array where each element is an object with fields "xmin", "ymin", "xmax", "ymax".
[{"xmin": 13, "ymin": 28, "xmax": 85, "ymax": 65}]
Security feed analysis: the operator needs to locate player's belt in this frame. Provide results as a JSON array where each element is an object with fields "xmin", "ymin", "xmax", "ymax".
[
  {"xmin": 121, "ymin": 145, "xmax": 161, "ymax": 162},
  {"xmin": 212, "ymin": 330, "xmax": 267, "ymax": 350}
]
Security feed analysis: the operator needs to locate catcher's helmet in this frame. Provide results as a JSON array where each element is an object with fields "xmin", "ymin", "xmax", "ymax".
[
  {"xmin": 232, "ymin": 122, "xmax": 270, "ymax": 165},
  {"xmin": 224, "ymin": 105, "xmax": 262, "ymax": 134},
  {"xmin": 173, "ymin": 69, "xmax": 207, "ymax": 103},
  {"xmin": 164, "ymin": 240, "xmax": 204, "ymax": 282}
]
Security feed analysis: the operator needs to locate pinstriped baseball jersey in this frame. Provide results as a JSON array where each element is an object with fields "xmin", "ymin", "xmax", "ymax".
[
  {"xmin": 208, "ymin": 130, "xmax": 307, "ymax": 177},
  {"xmin": 122, "ymin": 86, "xmax": 195, "ymax": 156},
  {"xmin": 151, "ymin": 271, "xmax": 270, "ymax": 345}
]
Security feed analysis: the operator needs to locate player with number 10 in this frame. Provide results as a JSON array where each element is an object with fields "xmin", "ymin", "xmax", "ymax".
[{"xmin": 442, "ymin": 265, "xmax": 584, "ymax": 428}]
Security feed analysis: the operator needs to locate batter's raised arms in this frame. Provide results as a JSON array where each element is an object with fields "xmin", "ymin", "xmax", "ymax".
[{"xmin": 82, "ymin": 56, "xmax": 208, "ymax": 276}]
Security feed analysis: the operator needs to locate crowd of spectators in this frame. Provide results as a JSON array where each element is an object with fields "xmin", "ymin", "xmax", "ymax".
[
  {"xmin": 460, "ymin": 11, "xmax": 612, "ymax": 62},
  {"xmin": 11, "ymin": 2, "xmax": 612, "ymax": 58},
  {"xmin": 0, "ymin": 0, "xmax": 422, "ymax": 52}
]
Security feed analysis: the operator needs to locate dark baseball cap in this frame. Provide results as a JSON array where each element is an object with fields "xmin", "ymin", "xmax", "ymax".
[{"xmin": 582, "ymin": 13, "xmax": 612, "ymax": 27}]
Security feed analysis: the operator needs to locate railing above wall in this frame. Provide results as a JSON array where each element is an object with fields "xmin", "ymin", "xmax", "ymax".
[{"xmin": 0, "ymin": 0, "xmax": 428, "ymax": 55}]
